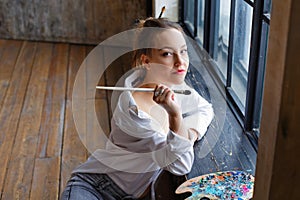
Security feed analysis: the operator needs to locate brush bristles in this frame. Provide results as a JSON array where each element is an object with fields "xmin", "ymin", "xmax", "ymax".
[{"xmin": 173, "ymin": 90, "xmax": 191, "ymax": 95}]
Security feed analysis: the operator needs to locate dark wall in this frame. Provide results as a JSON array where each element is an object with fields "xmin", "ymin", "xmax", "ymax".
[{"xmin": 0, "ymin": 0, "xmax": 148, "ymax": 44}]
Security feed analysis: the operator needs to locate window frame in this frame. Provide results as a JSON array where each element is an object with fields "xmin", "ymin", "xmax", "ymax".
[{"xmin": 179, "ymin": 0, "xmax": 271, "ymax": 146}]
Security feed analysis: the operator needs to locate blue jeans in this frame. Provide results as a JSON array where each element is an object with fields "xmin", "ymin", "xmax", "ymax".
[{"xmin": 61, "ymin": 173, "xmax": 147, "ymax": 200}]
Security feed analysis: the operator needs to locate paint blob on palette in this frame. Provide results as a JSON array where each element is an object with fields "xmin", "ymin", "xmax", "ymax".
[{"xmin": 175, "ymin": 171, "xmax": 255, "ymax": 200}]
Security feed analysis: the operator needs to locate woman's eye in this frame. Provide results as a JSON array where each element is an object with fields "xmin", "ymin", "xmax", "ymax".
[
  {"xmin": 181, "ymin": 49, "xmax": 188, "ymax": 54},
  {"xmin": 162, "ymin": 52, "xmax": 173, "ymax": 57}
]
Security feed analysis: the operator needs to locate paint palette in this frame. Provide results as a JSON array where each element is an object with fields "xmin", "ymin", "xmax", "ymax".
[{"xmin": 175, "ymin": 171, "xmax": 255, "ymax": 200}]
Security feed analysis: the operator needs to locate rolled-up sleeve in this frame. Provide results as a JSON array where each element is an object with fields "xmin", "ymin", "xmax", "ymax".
[{"xmin": 152, "ymin": 131, "xmax": 194, "ymax": 175}]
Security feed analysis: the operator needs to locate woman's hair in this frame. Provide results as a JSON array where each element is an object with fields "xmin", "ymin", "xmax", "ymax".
[{"xmin": 132, "ymin": 17, "xmax": 184, "ymax": 67}]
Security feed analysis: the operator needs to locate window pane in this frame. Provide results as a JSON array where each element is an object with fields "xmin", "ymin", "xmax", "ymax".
[
  {"xmin": 231, "ymin": 1, "xmax": 253, "ymax": 111},
  {"xmin": 197, "ymin": 0, "xmax": 205, "ymax": 45},
  {"xmin": 264, "ymin": 0, "xmax": 272, "ymax": 13},
  {"xmin": 212, "ymin": 0, "xmax": 231, "ymax": 81},
  {"xmin": 184, "ymin": 0, "xmax": 195, "ymax": 34}
]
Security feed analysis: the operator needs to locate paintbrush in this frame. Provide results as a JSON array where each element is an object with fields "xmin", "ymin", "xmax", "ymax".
[
  {"xmin": 96, "ymin": 86, "xmax": 191, "ymax": 95},
  {"xmin": 158, "ymin": 6, "xmax": 166, "ymax": 18}
]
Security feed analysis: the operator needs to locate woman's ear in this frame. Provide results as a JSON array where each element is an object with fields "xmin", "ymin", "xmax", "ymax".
[{"xmin": 140, "ymin": 54, "xmax": 150, "ymax": 70}]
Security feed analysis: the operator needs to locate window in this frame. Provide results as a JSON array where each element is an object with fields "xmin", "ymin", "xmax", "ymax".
[
  {"xmin": 211, "ymin": 0, "xmax": 231, "ymax": 83},
  {"xmin": 231, "ymin": 1, "xmax": 253, "ymax": 109},
  {"xmin": 183, "ymin": 0, "xmax": 195, "ymax": 34},
  {"xmin": 180, "ymin": 0, "xmax": 271, "ymax": 140},
  {"xmin": 197, "ymin": 0, "xmax": 205, "ymax": 45}
]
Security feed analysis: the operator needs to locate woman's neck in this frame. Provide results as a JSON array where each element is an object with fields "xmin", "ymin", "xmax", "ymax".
[
  {"xmin": 134, "ymin": 83, "xmax": 156, "ymax": 101},
  {"xmin": 142, "ymin": 73, "xmax": 172, "ymax": 88},
  {"xmin": 139, "ymin": 83, "xmax": 157, "ymax": 88}
]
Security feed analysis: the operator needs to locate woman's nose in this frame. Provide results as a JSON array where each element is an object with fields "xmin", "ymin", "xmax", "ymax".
[{"xmin": 174, "ymin": 53, "xmax": 186, "ymax": 67}]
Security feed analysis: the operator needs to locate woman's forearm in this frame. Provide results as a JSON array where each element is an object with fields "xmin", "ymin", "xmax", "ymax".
[
  {"xmin": 168, "ymin": 114, "xmax": 190, "ymax": 139},
  {"xmin": 169, "ymin": 114, "xmax": 198, "ymax": 143}
]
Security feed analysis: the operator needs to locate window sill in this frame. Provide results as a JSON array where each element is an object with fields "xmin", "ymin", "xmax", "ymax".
[{"xmin": 184, "ymin": 47, "xmax": 257, "ymax": 178}]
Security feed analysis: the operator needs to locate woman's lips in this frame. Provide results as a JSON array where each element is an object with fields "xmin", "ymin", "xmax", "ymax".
[{"xmin": 175, "ymin": 69, "xmax": 186, "ymax": 74}]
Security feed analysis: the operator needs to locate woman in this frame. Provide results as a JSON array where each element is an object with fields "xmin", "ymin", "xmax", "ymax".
[{"xmin": 61, "ymin": 17, "xmax": 214, "ymax": 200}]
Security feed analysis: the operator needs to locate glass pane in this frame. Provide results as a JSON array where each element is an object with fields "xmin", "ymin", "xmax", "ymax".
[
  {"xmin": 264, "ymin": 0, "xmax": 272, "ymax": 13},
  {"xmin": 184, "ymin": 0, "xmax": 195, "ymax": 34},
  {"xmin": 212, "ymin": 0, "xmax": 231, "ymax": 81},
  {"xmin": 231, "ymin": 1, "xmax": 253, "ymax": 111},
  {"xmin": 197, "ymin": 0, "xmax": 205, "ymax": 45}
]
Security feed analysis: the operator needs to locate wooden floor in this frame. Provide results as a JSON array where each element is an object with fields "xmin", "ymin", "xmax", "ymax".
[
  {"xmin": 0, "ymin": 39, "xmax": 112, "ymax": 199},
  {"xmin": 0, "ymin": 39, "xmax": 257, "ymax": 200}
]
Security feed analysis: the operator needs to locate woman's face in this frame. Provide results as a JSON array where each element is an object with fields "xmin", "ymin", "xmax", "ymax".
[{"xmin": 143, "ymin": 28, "xmax": 189, "ymax": 86}]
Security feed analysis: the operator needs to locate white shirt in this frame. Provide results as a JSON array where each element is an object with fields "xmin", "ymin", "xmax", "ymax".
[{"xmin": 73, "ymin": 69, "xmax": 214, "ymax": 197}]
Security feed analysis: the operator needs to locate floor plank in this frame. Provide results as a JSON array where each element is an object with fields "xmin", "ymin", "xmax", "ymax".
[
  {"xmin": 0, "ymin": 41, "xmax": 37, "ymax": 199},
  {"xmin": 30, "ymin": 157, "xmax": 60, "ymax": 200},
  {"xmin": 3, "ymin": 42, "xmax": 53, "ymax": 199},
  {"xmin": 60, "ymin": 45, "xmax": 88, "ymax": 192},
  {"xmin": 0, "ymin": 40, "xmax": 6, "ymax": 58},
  {"xmin": 0, "ymin": 40, "xmax": 23, "ymax": 111},
  {"xmin": 36, "ymin": 43, "xmax": 69, "ymax": 158},
  {"xmin": 32, "ymin": 43, "xmax": 69, "ymax": 198}
]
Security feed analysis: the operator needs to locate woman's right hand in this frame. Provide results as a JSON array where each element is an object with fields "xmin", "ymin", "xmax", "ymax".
[
  {"xmin": 153, "ymin": 85, "xmax": 183, "ymax": 133},
  {"xmin": 153, "ymin": 85, "xmax": 180, "ymax": 115}
]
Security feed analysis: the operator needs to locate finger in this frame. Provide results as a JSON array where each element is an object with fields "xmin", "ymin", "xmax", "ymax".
[
  {"xmin": 159, "ymin": 88, "xmax": 165, "ymax": 96},
  {"xmin": 154, "ymin": 85, "xmax": 164, "ymax": 97},
  {"xmin": 154, "ymin": 85, "xmax": 160, "ymax": 97},
  {"xmin": 157, "ymin": 88, "xmax": 172, "ymax": 103},
  {"xmin": 164, "ymin": 88, "xmax": 173, "ymax": 100},
  {"xmin": 161, "ymin": 88, "xmax": 171, "ymax": 99}
]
